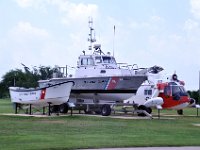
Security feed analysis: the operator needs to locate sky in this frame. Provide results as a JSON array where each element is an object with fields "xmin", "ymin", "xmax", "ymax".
[{"xmin": 1, "ymin": 0, "xmax": 200, "ymax": 90}]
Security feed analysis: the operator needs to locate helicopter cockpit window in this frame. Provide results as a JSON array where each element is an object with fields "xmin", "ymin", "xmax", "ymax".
[
  {"xmin": 172, "ymin": 86, "xmax": 180, "ymax": 97},
  {"xmin": 164, "ymin": 86, "xmax": 171, "ymax": 96},
  {"xmin": 179, "ymin": 86, "xmax": 188, "ymax": 96},
  {"xmin": 172, "ymin": 85, "xmax": 188, "ymax": 97},
  {"xmin": 167, "ymin": 82, "xmax": 187, "ymax": 96}
]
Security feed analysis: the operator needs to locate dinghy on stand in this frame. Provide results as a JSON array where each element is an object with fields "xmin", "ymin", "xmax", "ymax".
[{"xmin": 9, "ymin": 81, "xmax": 74, "ymax": 115}]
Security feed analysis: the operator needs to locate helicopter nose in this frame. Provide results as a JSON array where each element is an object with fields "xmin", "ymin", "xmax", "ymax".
[{"xmin": 189, "ymin": 98, "xmax": 196, "ymax": 105}]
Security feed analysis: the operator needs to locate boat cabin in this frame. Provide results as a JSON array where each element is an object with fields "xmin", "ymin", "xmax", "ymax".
[
  {"xmin": 77, "ymin": 54, "xmax": 117, "ymax": 68},
  {"xmin": 75, "ymin": 53, "xmax": 121, "ymax": 77}
]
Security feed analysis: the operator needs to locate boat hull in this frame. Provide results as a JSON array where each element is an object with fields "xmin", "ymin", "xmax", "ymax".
[
  {"xmin": 9, "ymin": 81, "xmax": 74, "ymax": 107},
  {"xmin": 39, "ymin": 75, "xmax": 147, "ymax": 102}
]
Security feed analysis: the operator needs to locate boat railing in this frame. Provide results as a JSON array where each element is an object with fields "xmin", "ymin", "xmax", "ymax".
[
  {"xmin": 117, "ymin": 63, "xmax": 129, "ymax": 69},
  {"xmin": 117, "ymin": 63, "xmax": 148, "ymax": 75},
  {"xmin": 117, "ymin": 63, "xmax": 140, "ymax": 70}
]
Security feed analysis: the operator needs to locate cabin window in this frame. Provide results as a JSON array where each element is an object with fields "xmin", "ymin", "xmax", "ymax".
[
  {"xmin": 111, "ymin": 57, "xmax": 117, "ymax": 64},
  {"xmin": 144, "ymin": 89, "xmax": 152, "ymax": 95},
  {"xmin": 95, "ymin": 56, "xmax": 102, "ymax": 64},
  {"xmin": 81, "ymin": 57, "xmax": 94, "ymax": 66},
  {"xmin": 102, "ymin": 56, "xmax": 112, "ymax": 63},
  {"xmin": 101, "ymin": 56, "xmax": 117, "ymax": 64}
]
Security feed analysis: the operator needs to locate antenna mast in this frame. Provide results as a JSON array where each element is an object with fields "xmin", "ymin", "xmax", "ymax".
[
  {"xmin": 88, "ymin": 17, "xmax": 96, "ymax": 51},
  {"xmin": 113, "ymin": 25, "xmax": 115, "ymax": 56}
]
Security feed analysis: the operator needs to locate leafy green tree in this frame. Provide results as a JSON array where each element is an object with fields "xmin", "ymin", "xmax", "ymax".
[
  {"xmin": 38, "ymin": 66, "xmax": 53, "ymax": 80},
  {"xmin": 188, "ymin": 90, "xmax": 200, "ymax": 104}
]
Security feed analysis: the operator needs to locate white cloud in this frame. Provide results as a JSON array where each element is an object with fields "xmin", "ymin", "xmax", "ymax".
[
  {"xmin": 15, "ymin": 0, "xmax": 34, "ymax": 8},
  {"xmin": 182, "ymin": 19, "xmax": 200, "ymax": 44},
  {"xmin": 11, "ymin": 22, "xmax": 50, "ymax": 38},
  {"xmin": 15, "ymin": 0, "xmax": 99, "ymax": 25},
  {"xmin": 52, "ymin": 1, "xmax": 98, "ymax": 25},
  {"xmin": 0, "ymin": 20, "xmax": 85, "ymax": 78},
  {"xmin": 168, "ymin": 34, "xmax": 182, "ymax": 42},
  {"xmin": 129, "ymin": 20, "xmax": 150, "ymax": 29},
  {"xmin": 150, "ymin": 15, "xmax": 165, "ymax": 22},
  {"xmin": 0, "ymin": 22, "xmax": 51, "ymax": 72},
  {"xmin": 106, "ymin": 16, "xmax": 123, "ymax": 27},
  {"xmin": 148, "ymin": 35, "xmax": 167, "ymax": 53},
  {"xmin": 183, "ymin": 19, "xmax": 199, "ymax": 30},
  {"xmin": 129, "ymin": 15, "xmax": 165, "ymax": 30},
  {"xmin": 15, "ymin": 0, "xmax": 47, "ymax": 12},
  {"xmin": 190, "ymin": 0, "xmax": 200, "ymax": 19},
  {"xmin": 129, "ymin": 21, "xmax": 139, "ymax": 29}
]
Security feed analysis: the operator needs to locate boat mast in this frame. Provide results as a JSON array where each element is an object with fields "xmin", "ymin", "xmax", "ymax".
[
  {"xmin": 113, "ymin": 25, "xmax": 115, "ymax": 57},
  {"xmin": 87, "ymin": 17, "xmax": 104, "ymax": 55},
  {"xmin": 88, "ymin": 17, "xmax": 96, "ymax": 51}
]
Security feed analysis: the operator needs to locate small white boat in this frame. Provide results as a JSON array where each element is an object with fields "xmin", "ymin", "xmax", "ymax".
[{"xmin": 9, "ymin": 81, "xmax": 74, "ymax": 107}]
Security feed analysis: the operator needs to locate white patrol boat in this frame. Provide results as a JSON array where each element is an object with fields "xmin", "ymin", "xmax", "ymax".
[{"xmin": 38, "ymin": 19, "xmax": 148, "ymax": 116}]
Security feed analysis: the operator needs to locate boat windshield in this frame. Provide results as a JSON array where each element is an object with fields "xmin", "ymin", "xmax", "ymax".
[
  {"xmin": 102, "ymin": 56, "xmax": 116, "ymax": 64},
  {"xmin": 81, "ymin": 57, "xmax": 94, "ymax": 66},
  {"xmin": 95, "ymin": 56, "xmax": 102, "ymax": 64},
  {"xmin": 95, "ymin": 56, "xmax": 116, "ymax": 64}
]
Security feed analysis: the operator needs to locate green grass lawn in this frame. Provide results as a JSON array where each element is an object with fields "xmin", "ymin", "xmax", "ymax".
[
  {"xmin": 0, "ymin": 99, "xmax": 200, "ymax": 150},
  {"xmin": 0, "ymin": 98, "xmax": 13, "ymax": 114}
]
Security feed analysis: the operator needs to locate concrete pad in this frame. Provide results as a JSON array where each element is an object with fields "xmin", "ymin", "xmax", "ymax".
[
  {"xmin": 1, "ymin": 113, "xmax": 177, "ymax": 120},
  {"xmin": 81, "ymin": 146, "xmax": 200, "ymax": 150}
]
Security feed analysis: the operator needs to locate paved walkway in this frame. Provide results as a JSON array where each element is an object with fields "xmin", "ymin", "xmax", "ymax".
[{"xmin": 81, "ymin": 147, "xmax": 200, "ymax": 150}]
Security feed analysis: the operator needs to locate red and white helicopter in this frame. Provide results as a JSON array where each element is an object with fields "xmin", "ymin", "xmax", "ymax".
[{"xmin": 124, "ymin": 66, "xmax": 199, "ymax": 116}]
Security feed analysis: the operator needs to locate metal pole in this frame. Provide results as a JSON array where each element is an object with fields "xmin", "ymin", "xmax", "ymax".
[
  {"xmin": 199, "ymin": 71, "xmax": 200, "ymax": 104},
  {"xmin": 71, "ymin": 108, "xmax": 73, "ymax": 116},
  {"xmin": 15, "ymin": 103, "xmax": 18, "ymax": 114},
  {"xmin": 66, "ymin": 65, "xmax": 68, "ymax": 77},
  {"xmin": 14, "ymin": 72, "xmax": 16, "ymax": 87},
  {"xmin": 48, "ymin": 103, "xmax": 51, "ymax": 116},
  {"xmin": 43, "ymin": 107, "xmax": 45, "ymax": 115},
  {"xmin": 29, "ymin": 104, "xmax": 32, "ymax": 115}
]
